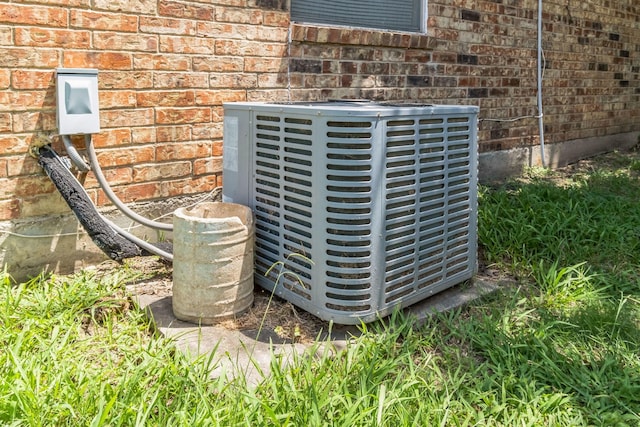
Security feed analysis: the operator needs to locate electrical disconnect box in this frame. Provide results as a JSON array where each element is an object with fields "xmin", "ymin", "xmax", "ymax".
[{"xmin": 55, "ymin": 68, "xmax": 100, "ymax": 135}]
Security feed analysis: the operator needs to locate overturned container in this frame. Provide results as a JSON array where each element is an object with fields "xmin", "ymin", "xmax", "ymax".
[{"xmin": 172, "ymin": 202, "xmax": 254, "ymax": 324}]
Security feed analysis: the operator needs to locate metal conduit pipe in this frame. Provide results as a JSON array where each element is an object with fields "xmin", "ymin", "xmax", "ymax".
[
  {"xmin": 84, "ymin": 135, "xmax": 173, "ymax": 232},
  {"xmin": 61, "ymin": 135, "xmax": 90, "ymax": 172},
  {"xmin": 537, "ymin": 0, "xmax": 547, "ymax": 167}
]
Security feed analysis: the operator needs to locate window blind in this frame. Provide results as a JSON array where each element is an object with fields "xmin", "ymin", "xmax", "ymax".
[{"xmin": 291, "ymin": 0, "xmax": 424, "ymax": 33}]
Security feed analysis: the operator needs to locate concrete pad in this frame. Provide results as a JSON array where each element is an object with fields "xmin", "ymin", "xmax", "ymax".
[{"xmin": 132, "ymin": 275, "xmax": 509, "ymax": 386}]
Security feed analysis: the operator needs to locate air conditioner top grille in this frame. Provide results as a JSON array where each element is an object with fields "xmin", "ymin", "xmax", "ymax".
[{"xmin": 224, "ymin": 101, "xmax": 479, "ymax": 118}]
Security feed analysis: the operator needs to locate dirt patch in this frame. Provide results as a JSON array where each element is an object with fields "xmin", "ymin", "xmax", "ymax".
[
  {"xmin": 112, "ymin": 256, "xmax": 329, "ymax": 343},
  {"xmin": 115, "ymin": 255, "xmax": 509, "ymax": 344}
]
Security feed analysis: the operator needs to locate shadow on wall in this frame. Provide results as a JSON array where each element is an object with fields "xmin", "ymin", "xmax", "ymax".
[
  {"xmin": 0, "ymin": 217, "xmax": 107, "ymax": 282},
  {"xmin": 0, "ymin": 73, "xmax": 96, "ymax": 281}
]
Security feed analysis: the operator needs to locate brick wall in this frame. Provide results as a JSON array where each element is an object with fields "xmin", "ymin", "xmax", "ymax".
[
  {"xmin": 1, "ymin": 0, "xmax": 639, "ymax": 224},
  {"xmin": 288, "ymin": 0, "xmax": 640, "ymax": 152}
]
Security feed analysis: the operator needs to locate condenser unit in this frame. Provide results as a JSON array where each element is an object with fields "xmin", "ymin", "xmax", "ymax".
[{"xmin": 222, "ymin": 101, "xmax": 479, "ymax": 325}]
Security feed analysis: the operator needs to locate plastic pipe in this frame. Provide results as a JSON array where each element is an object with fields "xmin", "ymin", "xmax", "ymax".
[
  {"xmin": 537, "ymin": 0, "xmax": 547, "ymax": 167},
  {"xmin": 84, "ymin": 135, "xmax": 173, "ymax": 232},
  {"xmin": 61, "ymin": 135, "xmax": 90, "ymax": 172}
]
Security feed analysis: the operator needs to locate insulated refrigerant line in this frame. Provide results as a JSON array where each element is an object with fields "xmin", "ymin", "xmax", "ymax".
[{"xmin": 37, "ymin": 145, "xmax": 174, "ymax": 262}]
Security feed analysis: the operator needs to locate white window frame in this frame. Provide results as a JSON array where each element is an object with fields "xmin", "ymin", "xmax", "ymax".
[{"xmin": 290, "ymin": 0, "xmax": 428, "ymax": 34}]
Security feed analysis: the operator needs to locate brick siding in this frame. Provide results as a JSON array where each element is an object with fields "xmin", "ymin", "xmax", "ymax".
[{"xmin": 0, "ymin": 0, "xmax": 639, "ymax": 222}]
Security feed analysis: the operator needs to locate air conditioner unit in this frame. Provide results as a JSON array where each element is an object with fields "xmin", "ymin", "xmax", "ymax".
[{"xmin": 223, "ymin": 101, "xmax": 479, "ymax": 325}]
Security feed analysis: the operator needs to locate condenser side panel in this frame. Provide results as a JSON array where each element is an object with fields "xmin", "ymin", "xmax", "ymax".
[{"xmin": 222, "ymin": 108, "xmax": 252, "ymax": 206}]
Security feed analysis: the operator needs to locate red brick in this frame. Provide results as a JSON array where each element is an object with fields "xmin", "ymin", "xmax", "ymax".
[
  {"xmin": 192, "ymin": 123, "xmax": 218, "ymax": 140},
  {"xmin": 131, "ymin": 127, "xmax": 156, "ymax": 144},
  {"xmin": 215, "ymin": 7, "xmax": 262, "ymax": 25},
  {"xmin": 244, "ymin": 57, "xmax": 287, "ymax": 73},
  {"xmin": 159, "ymin": 0, "xmax": 214, "ymax": 20},
  {"xmin": 84, "ymin": 166, "xmax": 133, "ymax": 188},
  {"xmin": 156, "ymin": 141, "xmax": 210, "ymax": 161},
  {"xmin": 212, "ymin": 140, "xmax": 223, "ymax": 157},
  {"xmin": 0, "ymin": 198, "xmax": 20, "ymax": 221},
  {"xmin": 0, "ymin": 0, "xmax": 638, "ymax": 232},
  {"xmin": 246, "ymin": 89, "xmax": 290, "ymax": 102},
  {"xmin": 195, "ymin": 90, "xmax": 246, "ymax": 105},
  {"xmin": 0, "ymin": 113, "xmax": 11, "ymax": 132},
  {"xmin": 64, "ymin": 51, "xmax": 132, "ymax": 70},
  {"xmin": 94, "ymin": 33, "xmax": 158, "ymax": 52},
  {"xmin": 192, "ymin": 56, "xmax": 244, "ymax": 73},
  {"xmin": 210, "ymin": 73, "xmax": 258, "ymax": 88},
  {"xmin": 245, "ymin": 25, "xmax": 288, "ymax": 42},
  {"xmin": 132, "ymin": 161, "xmax": 191, "ymax": 182},
  {"xmin": 95, "ymin": 146, "xmax": 155, "ymax": 167},
  {"xmin": 0, "ymin": 26, "xmax": 12, "ymax": 45},
  {"xmin": 15, "ymin": 28, "xmax": 90, "ymax": 49},
  {"xmin": 94, "ymin": 0, "xmax": 157, "ymax": 14},
  {"xmin": 100, "ymin": 90, "xmax": 137, "ymax": 109},
  {"xmin": 159, "ymin": 175, "xmax": 218, "ymax": 198},
  {"xmin": 159, "ymin": 35, "xmax": 216, "ymax": 54},
  {"xmin": 100, "ymin": 108, "xmax": 155, "ymax": 128},
  {"xmin": 156, "ymin": 125, "xmax": 192, "ymax": 143},
  {"xmin": 195, "ymin": 22, "xmax": 238, "ymax": 38},
  {"xmin": 136, "ymin": 90, "xmax": 195, "ymax": 107},
  {"xmin": 12, "ymin": 112, "xmax": 56, "ymax": 133},
  {"xmin": 155, "ymin": 107, "xmax": 211, "ymax": 124},
  {"xmin": 10, "ymin": 176, "xmax": 55, "ymax": 198},
  {"xmin": 20, "ymin": 192, "xmax": 75, "ymax": 218},
  {"xmin": 0, "ymin": 92, "xmax": 52, "ymax": 112},
  {"xmin": 97, "ymin": 182, "xmax": 160, "ymax": 205},
  {"xmin": 0, "ymin": 70, "xmax": 10, "ymax": 89},
  {"xmin": 215, "ymin": 39, "xmax": 286, "ymax": 57},
  {"xmin": 91, "ymin": 128, "xmax": 132, "ymax": 148},
  {"xmin": 0, "ymin": 3, "xmax": 67, "ymax": 27},
  {"xmin": 153, "ymin": 72, "xmax": 209, "ymax": 89},
  {"xmin": 133, "ymin": 54, "xmax": 191, "ymax": 71},
  {"xmin": 0, "ymin": 135, "xmax": 31, "ymax": 156},
  {"xmin": 70, "ymin": 10, "xmax": 139, "ymax": 32},
  {"xmin": 139, "ymin": 16, "xmax": 196, "ymax": 35},
  {"xmin": 100, "ymin": 71, "xmax": 153, "ymax": 89},
  {"xmin": 11, "ymin": 70, "xmax": 54, "ymax": 90},
  {"xmin": 193, "ymin": 157, "xmax": 222, "ymax": 176},
  {"xmin": 263, "ymin": 11, "xmax": 289, "ymax": 27},
  {"xmin": 4, "ymin": 48, "xmax": 60, "ymax": 68}
]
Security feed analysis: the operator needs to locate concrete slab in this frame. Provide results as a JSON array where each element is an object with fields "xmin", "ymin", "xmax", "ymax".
[{"xmin": 132, "ymin": 275, "xmax": 510, "ymax": 386}]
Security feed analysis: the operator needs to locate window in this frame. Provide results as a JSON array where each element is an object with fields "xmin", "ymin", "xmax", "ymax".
[{"xmin": 290, "ymin": 0, "xmax": 426, "ymax": 34}]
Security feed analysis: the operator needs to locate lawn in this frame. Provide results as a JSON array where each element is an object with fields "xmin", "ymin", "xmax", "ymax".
[{"xmin": 1, "ymin": 150, "xmax": 639, "ymax": 426}]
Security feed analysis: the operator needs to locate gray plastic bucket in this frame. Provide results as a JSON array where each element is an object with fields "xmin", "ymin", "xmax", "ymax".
[{"xmin": 172, "ymin": 202, "xmax": 254, "ymax": 324}]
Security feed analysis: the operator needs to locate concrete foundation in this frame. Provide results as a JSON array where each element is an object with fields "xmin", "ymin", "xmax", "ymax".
[
  {"xmin": 0, "ymin": 193, "xmax": 217, "ymax": 282},
  {"xmin": 479, "ymin": 131, "xmax": 638, "ymax": 183},
  {"xmin": 2, "ymin": 131, "xmax": 638, "ymax": 280}
]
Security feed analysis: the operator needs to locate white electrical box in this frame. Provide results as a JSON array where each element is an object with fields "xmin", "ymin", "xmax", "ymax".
[{"xmin": 55, "ymin": 68, "xmax": 100, "ymax": 135}]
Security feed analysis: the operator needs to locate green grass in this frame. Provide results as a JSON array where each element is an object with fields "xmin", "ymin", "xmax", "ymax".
[{"xmin": 2, "ymin": 151, "xmax": 640, "ymax": 426}]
